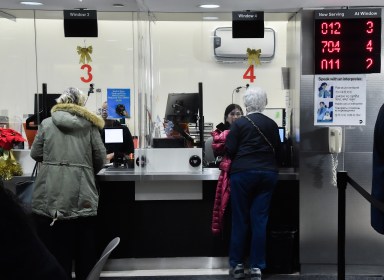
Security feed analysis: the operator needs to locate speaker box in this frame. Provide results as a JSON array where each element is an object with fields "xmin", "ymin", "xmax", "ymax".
[
  {"xmin": 232, "ymin": 11, "xmax": 264, "ymax": 38},
  {"xmin": 64, "ymin": 10, "xmax": 98, "ymax": 37}
]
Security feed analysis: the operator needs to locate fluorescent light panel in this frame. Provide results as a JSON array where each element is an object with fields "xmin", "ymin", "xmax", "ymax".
[
  {"xmin": 20, "ymin": 1, "xmax": 43, "ymax": 5},
  {"xmin": 199, "ymin": 4, "xmax": 220, "ymax": 9}
]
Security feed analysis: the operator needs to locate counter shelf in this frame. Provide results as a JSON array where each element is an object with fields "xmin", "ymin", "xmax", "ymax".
[{"xmin": 97, "ymin": 167, "xmax": 298, "ymax": 181}]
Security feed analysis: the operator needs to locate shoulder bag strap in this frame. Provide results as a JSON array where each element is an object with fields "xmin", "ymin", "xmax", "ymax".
[
  {"xmin": 31, "ymin": 162, "xmax": 39, "ymax": 179},
  {"xmin": 243, "ymin": 115, "xmax": 275, "ymax": 154}
]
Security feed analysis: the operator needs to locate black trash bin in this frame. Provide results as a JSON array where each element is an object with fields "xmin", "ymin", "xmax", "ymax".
[{"xmin": 266, "ymin": 230, "xmax": 297, "ymax": 274}]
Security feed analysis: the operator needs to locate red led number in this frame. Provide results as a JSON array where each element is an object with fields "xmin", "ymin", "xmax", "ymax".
[
  {"xmin": 366, "ymin": 58, "xmax": 374, "ymax": 69},
  {"xmin": 243, "ymin": 65, "xmax": 256, "ymax": 83},
  {"xmin": 366, "ymin": 40, "xmax": 373, "ymax": 52},
  {"xmin": 320, "ymin": 59, "xmax": 340, "ymax": 70},
  {"xmin": 315, "ymin": 15, "xmax": 380, "ymax": 74},
  {"xmin": 321, "ymin": 40, "xmax": 340, "ymax": 53},
  {"xmin": 366, "ymin": 20, "xmax": 374, "ymax": 34},
  {"xmin": 321, "ymin": 21, "xmax": 341, "ymax": 35},
  {"xmin": 80, "ymin": 64, "xmax": 93, "ymax": 83}
]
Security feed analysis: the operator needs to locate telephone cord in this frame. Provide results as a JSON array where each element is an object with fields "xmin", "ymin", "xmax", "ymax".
[{"xmin": 331, "ymin": 153, "xmax": 339, "ymax": 187}]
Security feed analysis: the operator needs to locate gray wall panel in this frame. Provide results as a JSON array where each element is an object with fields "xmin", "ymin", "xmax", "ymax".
[
  {"xmin": 344, "ymin": 76, "xmax": 384, "ymax": 153},
  {"xmin": 344, "ymin": 152, "xmax": 384, "ymax": 264},
  {"xmin": 287, "ymin": 12, "xmax": 301, "ymax": 168},
  {"xmin": 300, "ymin": 152, "xmax": 338, "ymax": 263},
  {"xmin": 299, "ymin": 8, "xmax": 384, "ymax": 271}
]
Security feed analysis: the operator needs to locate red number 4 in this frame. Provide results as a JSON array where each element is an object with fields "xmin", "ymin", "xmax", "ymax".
[{"xmin": 243, "ymin": 65, "xmax": 256, "ymax": 83}]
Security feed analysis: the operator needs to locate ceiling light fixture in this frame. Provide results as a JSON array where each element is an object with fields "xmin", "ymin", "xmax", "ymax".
[
  {"xmin": 198, "ymin": 4, "xmax": 220, "ymax": 9},
  {"xmin": 203, "ymin": 16, "xmax": 219, "ymax": 20},
  {"xmin": 20, "ymin": 1, "xmax": 43, "ymax": 5}
]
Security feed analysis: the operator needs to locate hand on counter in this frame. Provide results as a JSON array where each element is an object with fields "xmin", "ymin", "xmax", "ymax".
[{"xmin": 106, "ymin": 152, "xmax": 114, "ymax": 162}]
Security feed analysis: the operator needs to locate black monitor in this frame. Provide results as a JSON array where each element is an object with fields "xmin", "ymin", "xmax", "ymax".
[
  {"xmin": 64, "ymin": 10, "xmax": 98, "ymax": 37},
  {"xmin": 232, "ymin": 11, "xmax": 264, "ymax": 38},
  {"xmin": 26, "ymin": 93, "xmax": 61, "ymax": 130},
  {"xmin": 164, "ymin": 93, "xmax": 199, "ymax": 123},
  {"xmin": 104, "ymin": 127, "xmax": 124, "ymax": 144},
  {"xmin": 34, "ymin": 93, "xmax": 61, "ymax": 118},
  {"xmin": 103, "ymin": 127, "xmax": 125, "ymax": 153},
  {"xmin": 102, "ymin": 125, "xmax": 134, "ymax": 163},
  {"xmin": 278, "ymin": 127, "xmax": 286, "ymax": 143},
  {"xmin": 102, "ymin": 127, "xmax": 126, "ymax": 167}
]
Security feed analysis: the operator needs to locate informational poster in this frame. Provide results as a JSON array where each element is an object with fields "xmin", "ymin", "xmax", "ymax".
[
  {"xmin": 314, "ymin": 75, "xmax": 366, "ymax": 126},
  {"xmin": 106, "ymin": 88, "xmax": 130, "ymax": 119}
]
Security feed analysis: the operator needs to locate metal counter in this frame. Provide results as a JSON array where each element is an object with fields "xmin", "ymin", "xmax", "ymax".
[{"xmin": 97, "ymin": 167, "xmax": 299, "ymax": 181}]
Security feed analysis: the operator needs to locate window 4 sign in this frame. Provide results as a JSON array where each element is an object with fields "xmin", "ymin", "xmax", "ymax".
[{"xmin": 314, "ymin": 9, "xmax": 381, "ymax": 74}]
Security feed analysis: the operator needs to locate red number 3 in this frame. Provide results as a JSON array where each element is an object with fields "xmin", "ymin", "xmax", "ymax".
[{"xmin": 80, "ymin": 64, "xmax": 93, "ymax": 83}]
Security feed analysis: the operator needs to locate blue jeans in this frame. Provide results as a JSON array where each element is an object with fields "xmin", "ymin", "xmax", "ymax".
[{"xmin": 229, "ymin": 169, "xmax": 278, "ymax": 269}]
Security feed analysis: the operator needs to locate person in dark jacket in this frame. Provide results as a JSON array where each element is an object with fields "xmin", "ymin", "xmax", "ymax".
[
  {"xmin": 371, "ymin": 103, "xmax": 384, "ymax": 234},
  {"xmin": 226, "ymin": 86, "xmax": 280, "ymax": 280},
  {"xmin": 0, "ymin": 184, "xmax": 69, "ymax": 280},
  {"xmin": 211, "ymin": 104, "xmax": 243, "ymax": 235},
  {"xmin": 30, "ymin": 87, "xmax": 106, "ymax": 280}
]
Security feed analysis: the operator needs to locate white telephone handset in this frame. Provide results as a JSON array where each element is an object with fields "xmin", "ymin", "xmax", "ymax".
[
  {"xmin": 328, "ymin": 126, "xmax": 342, "ymax": 186},
  {"xmin": 329, "ymin": 127, "xmax": 342, "ymax": 154}
]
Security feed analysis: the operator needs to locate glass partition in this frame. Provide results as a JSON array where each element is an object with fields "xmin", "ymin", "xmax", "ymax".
[
  {"xmin": 0, "ymin": 9, "xmax": 138, "ymax": 148},
  {"xmin": 0, "ymin": 9, "xmax": 289, "ymax": 172}
]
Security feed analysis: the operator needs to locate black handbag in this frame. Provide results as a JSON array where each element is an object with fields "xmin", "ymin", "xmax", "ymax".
[{"xmin": 15, "ymin": 162, "xmax": 38, "ymax": 211}]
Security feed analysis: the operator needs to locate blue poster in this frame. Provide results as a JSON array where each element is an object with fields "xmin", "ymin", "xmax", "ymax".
[{"xmin": 106, "ymin": 88, "xmax": 130, "ymax": 118}]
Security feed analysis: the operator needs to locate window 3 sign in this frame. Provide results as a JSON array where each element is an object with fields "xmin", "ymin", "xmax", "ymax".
[
  {"xmin": 314, "ymin": 9, "xmax": 381, "ymax": 74},
  {"xmin": 64, "ymin": 10, "xmax": 98, "ymax": 37}
]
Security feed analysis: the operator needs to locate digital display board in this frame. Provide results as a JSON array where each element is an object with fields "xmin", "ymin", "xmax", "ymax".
[{"xmin": 314, "ymin": 9, "xmax": 381, "ymax": 74}]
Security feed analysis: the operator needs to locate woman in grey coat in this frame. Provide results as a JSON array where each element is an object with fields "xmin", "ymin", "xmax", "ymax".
[{"xmin": 30, "ymin": 87, "xmax": 106, "ymax": 280}]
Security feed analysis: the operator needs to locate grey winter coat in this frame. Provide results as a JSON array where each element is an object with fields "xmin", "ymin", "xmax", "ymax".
[{"xmin": 30, "ymin": 103, "xmax": 106, "ymax": 221}]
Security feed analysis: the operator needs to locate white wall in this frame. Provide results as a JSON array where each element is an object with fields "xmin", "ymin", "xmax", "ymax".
[
  {"xmin": 0, "ymin": 11, "xmax": 136, "ymax": 134},
  {"xmin": 151, "ymin": 20, "xmax": 288, "ymax": 127}
]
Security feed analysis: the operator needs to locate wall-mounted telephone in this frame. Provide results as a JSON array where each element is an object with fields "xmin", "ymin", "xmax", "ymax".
[
  {"xmin": 328, "ymin": 127, "xmax": 342, "ymax": 154},
  {"xmin": 329, "ymin": 126, "xmax": 342, "ymax": 186}
]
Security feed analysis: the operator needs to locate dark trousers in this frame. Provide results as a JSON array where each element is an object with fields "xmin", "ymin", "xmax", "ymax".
[
  {"xmin": 32, "ymin": 214, "xmax": 98, "ymax": 280},
  {"xmin": 229, "ymin": 170, "xmax": 278, "ymax": 269}
]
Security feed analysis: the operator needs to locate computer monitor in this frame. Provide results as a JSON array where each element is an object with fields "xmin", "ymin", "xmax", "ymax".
[
  {"xmin": 278, "ymin": 127, "xmax": 286, "ymax": 143},
  {"xmin": 164, "ymin": 93, "xmax": 199, "ymax": 124},
  {"xmin": 104, "ymin": 128, "xmax": 124, "ymax": 144},
  {"xmin": 27, "ymin": 93, "xmax": 61, "ymax": 129},
  {"xmin": 102, "ymin": 127, "xmax": 126, "ymax": 167},
  {"xmin": 34, "ymin": 93, "xmax": 61, "ymax": 118}
]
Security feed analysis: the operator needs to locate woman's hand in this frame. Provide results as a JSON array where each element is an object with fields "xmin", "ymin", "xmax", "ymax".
[{"xmin": 106, "ymin": 152, "xmax": 114, "ymax": 162}]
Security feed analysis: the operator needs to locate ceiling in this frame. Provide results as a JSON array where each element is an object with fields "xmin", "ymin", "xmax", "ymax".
[{"xmin": 0, "ymin": 0, "xmax": 383, "ymax": 21}]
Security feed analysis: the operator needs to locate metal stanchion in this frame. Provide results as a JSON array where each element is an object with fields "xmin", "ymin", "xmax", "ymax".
[{"xmin": 337, "ymin": 171, "xmax": 348, "ymax": 280}]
